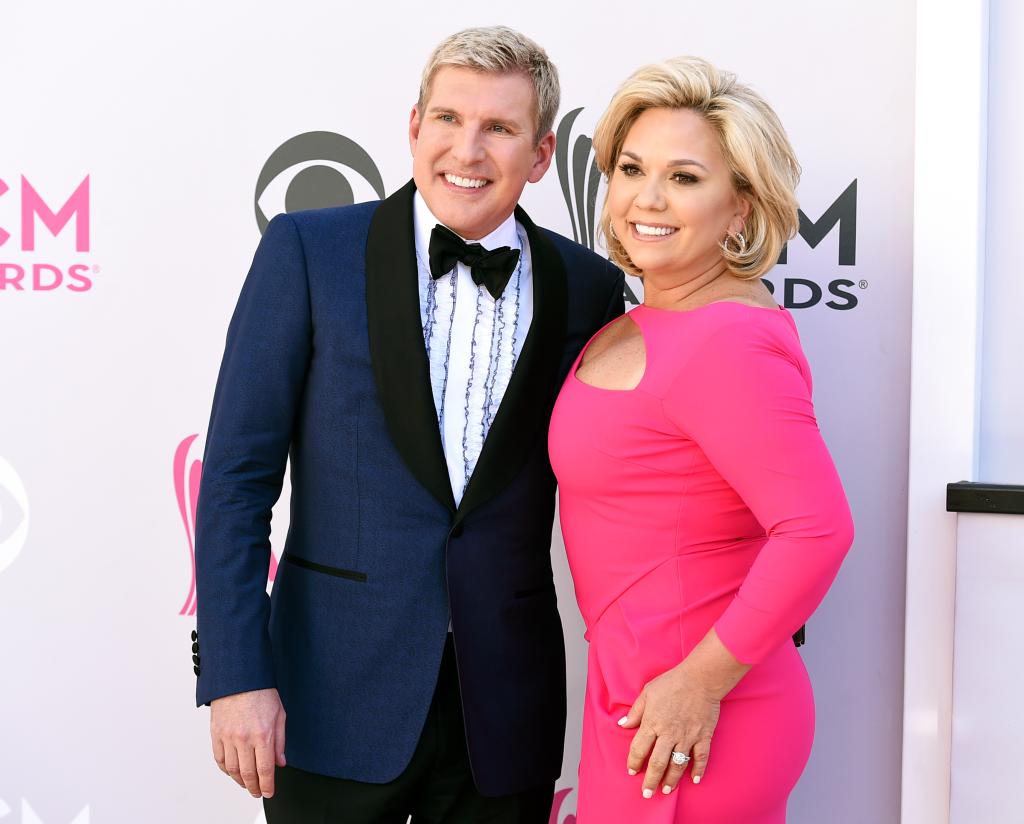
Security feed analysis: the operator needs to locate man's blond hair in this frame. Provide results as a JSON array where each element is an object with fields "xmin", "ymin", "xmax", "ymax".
[{"xmin": 418, "ymin": 26, "xmax": 561, "ymax": 145}]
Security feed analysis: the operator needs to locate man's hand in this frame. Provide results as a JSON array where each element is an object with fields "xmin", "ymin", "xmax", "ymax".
[{"xmin": 210, "ymin": 688, "xmax": 286, "ymax": 798}]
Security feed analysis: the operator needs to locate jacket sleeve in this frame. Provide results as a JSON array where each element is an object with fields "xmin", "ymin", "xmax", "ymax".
[
  {"xmin": 601, "ymin": 260, "xmax": 627, "ymax": 326},
  {"xmin": 194, "ymin": 213, "xmax": 312, "ymax": 706},
  {"xmin": 661, "ymin": 318, "xmax": 854, "ymax": 665}
]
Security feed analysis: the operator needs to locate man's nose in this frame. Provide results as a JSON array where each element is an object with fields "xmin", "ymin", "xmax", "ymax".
[{"xmin": 451, "ymin": 128, "xmax": 486, "ymax": 167}]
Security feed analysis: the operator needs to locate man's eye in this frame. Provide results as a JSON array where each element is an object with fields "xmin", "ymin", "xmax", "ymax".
[{"xmin": 440, "ymin": 114, "xmax": 456, "ymax": 123}]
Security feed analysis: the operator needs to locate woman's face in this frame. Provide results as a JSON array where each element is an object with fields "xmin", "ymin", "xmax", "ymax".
[{"xmin": 606, "ymin": 107, "xmax": 749, "ymax": 281}]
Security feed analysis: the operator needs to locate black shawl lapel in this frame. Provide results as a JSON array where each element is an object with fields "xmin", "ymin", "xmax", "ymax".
[
  {"xmin": 365, "ymin": 179, "xmax": 456, "ymax": 512},
  {"xmin": 456, "ymin": 205, "xmax": 568, "ymax": 521}
]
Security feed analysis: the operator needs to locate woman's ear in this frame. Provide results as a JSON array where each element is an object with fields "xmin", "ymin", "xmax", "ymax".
[{"xmin": 731, "ymin": 194, "xmax": 753, "ymax": 235}]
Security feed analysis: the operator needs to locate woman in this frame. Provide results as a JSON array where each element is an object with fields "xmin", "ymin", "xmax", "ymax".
[{"xmin": 548, "ymin": 57, "xmax": 854, "ymax": 823}]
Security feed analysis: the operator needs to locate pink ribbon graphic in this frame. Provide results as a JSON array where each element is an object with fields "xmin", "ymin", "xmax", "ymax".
[
  {"xmin": 549, "ymin": 787, "xmax": 577, "ymax": 824},
  {"xmin": 175, "ymin": 434, "xmax": 279, "ymax": 616},
  {"xmin": 174, "ymin": 435, "xmax": 202, "ymax": 616}
]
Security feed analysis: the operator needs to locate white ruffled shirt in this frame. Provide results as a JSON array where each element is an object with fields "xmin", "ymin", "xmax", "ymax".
[{"xmin": 413, "ymin": 192, "xmax": 534, "ymax": 506}]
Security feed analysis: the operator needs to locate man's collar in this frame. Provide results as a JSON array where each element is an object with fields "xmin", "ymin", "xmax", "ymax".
[{"xmin": 413, "ymin": 191, "xmax": 519, "ymax": 259}]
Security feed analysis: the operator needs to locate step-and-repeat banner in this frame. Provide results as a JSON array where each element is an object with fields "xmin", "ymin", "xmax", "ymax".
[{"xmin": 1, "ymin": 1, "xmax": 913, "ymax": 821}]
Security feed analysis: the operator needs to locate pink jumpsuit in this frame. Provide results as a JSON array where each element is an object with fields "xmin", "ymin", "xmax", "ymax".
[{"xmin": 548, "ymin": 302, "xmax": 854, "ymax": 823}]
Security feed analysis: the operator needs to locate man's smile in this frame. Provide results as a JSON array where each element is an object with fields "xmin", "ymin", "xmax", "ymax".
[{"xmin": 443, "ymin": 172, "xmax": 492, "ymax": 190}]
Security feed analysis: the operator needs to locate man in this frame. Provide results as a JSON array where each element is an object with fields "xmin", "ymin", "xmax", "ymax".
[{"xmin": 193, "ymin": 26, "xmax": 624, "ymax": 823}]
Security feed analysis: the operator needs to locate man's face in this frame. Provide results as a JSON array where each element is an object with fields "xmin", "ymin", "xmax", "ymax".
[{"xmin": 410, "ymin": 66, "xmax": 556, "ymax": 240}]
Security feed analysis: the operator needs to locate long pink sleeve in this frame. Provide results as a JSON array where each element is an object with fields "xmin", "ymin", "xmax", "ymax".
[{"xmin": 661, "ymin": 317, "xmax": 854, "ymax": 665}]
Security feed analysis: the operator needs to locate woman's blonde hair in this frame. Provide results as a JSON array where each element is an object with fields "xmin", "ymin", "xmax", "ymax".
[{"xmin": 592, "ymin": 56, "xmax": 800, "ymax": 279}]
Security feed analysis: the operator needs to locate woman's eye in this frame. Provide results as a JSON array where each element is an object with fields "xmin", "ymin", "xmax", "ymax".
[
  {"xmin": 618, "ymin": 163, "xmax": 641, "ymax": 176},
  {"xmin": 673, "ymin": 173, "xmax": 698, "ymax": 184}
]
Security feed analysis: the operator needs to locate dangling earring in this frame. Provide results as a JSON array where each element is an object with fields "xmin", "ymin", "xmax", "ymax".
[
  {"xmin": 721, "ymin": 230, "xmax": 747, "ymax": 256},
  {"xmin": 609, "ymin": 223, "xmax": 619, "ymax": 241}
]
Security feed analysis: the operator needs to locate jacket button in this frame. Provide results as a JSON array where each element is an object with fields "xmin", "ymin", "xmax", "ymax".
[
  {"xmin": 451, "ymin": 524, "xmax": 464, "ymax": 538},
  {"xmin": 193, "ymin": 665, "xmax": 201, "ymax": 676},
  {"xmin": 192, "ymin": 654, "xmax": 201, "ymax": 666},
  {"xmin": 191, "ymin": 630, "xmax": 198, "ymax": 642},
  {"xmin": 192, "ymin": 642, "xmax": 199, "ymax": 654}
]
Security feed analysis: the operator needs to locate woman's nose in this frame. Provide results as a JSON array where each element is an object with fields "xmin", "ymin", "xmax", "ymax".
[{"xmin": 634, "ymin": 178, "xmax": 667, "ymax": 210}]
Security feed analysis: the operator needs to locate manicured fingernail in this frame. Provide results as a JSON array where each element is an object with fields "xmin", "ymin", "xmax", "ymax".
[
  {"xmin": 643, "ymin": 788, "xmax": 654, "ymax": 799},
  {"xmin": 662, "ymin": 785, "xmax": 672, "ymax": 794},
  {"xmin": 628, "ymin": 768, "xmax": 637, "ymax": 776},
  {"xmin": 693, "ymin": 775, "xmax": 702, "ymax": 784},
  {"xmin": 617, "ymin": 716, "xmax": 628, "ymax": 726}
]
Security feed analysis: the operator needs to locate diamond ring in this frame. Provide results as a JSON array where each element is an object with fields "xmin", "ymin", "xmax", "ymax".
[{"xmin": 671, "ymin": 750, "xmax": 691, "ymax": 766}]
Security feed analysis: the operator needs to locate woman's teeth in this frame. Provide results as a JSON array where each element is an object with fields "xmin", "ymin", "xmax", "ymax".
[{"xmin": 633, "ymin": 223, "xmax": 677, "ymax": 236}]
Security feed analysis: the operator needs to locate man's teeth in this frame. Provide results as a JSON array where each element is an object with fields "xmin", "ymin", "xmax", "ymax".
[
  {"xmin": 445, "ymin": 174, "xmax": 488, "ymax": 189},
  {"xmin": 634, "ymin": 223, "xmax": 677, "ymax": 236}
]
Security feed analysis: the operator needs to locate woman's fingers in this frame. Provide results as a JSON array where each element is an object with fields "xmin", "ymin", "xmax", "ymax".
[
  {"xmin": 626, "ymin": 723, "xmax": 656, "ymax": 776},
  {"xmin": 689, "ymin": 737, "xmax": 712, "ymax": 784},
  {"xmin": 659, "ymin": 745, "xmax": 691, "ymax": 794},
  {"xmin": 617, "ymin": 692, "xmax": 646, "ymax": 730},
  {"xmin": 620, "ymin": 671, "xmax": 719, "ymax": 797},
  {"xmin": 641, "ymin": 737, "xmax": 676, "ymax": 798}
]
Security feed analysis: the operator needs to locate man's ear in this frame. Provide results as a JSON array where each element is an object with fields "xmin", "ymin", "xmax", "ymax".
[
  {"xmin": 527, "ymin": 130, "xmax": 557, "ymax": 184},
  {"xmin": 409, "ymin": 105, "xmax": 422, "ymax": 156}
]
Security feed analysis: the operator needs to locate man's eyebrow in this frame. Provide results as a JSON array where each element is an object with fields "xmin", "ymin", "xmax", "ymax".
[
  {"xmin": 426, "ymin": 105, "xmax": 525, "ymax": 128},
  {"xmin": 620, "ymin": 150, "xmax": 708, "ymax": 171}
]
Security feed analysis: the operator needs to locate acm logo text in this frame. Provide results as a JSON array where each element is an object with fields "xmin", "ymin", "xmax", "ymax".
[{"xmin": 0, "ymin": 176, "xmax": 97, "ymax": 292}]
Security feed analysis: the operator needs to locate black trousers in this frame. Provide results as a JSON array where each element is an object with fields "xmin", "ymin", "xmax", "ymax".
[{"xmin": 264, "ymin": 636, "xmax": 555, "ymax": 824}]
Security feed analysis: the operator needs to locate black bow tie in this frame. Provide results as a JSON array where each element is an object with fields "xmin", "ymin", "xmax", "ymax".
[{"xmin": 428, "ymin": 224, "xmax": 521, "ymax": 300}]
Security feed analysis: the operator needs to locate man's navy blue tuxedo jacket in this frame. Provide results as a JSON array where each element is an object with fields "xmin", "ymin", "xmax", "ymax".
[{"xmin": 193, "ymin": 180, "xmax": 625, "ymax": 796}]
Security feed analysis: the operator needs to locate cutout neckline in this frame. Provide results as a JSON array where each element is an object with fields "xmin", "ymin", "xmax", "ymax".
[{"xmin": 573, "ymin": 313, "xmax": 647, "ymax": 392}]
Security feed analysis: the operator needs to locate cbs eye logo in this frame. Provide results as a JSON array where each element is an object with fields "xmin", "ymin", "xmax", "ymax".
[
  {"xmin": 0, "ymin": 456, "xmax": 29, "ymax": 574},
  {"xmin": 254, "ymin": 131, "xmax": 387, "ymax": 233}
]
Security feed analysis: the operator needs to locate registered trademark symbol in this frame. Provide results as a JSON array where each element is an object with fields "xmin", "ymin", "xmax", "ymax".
[
  {"xmin": 858, "ymin": 280, "xmax": 868, "ymax": 289},
  {"xmin": 92, "ymin": 265, "xmax": 101, "ymax": 273}
]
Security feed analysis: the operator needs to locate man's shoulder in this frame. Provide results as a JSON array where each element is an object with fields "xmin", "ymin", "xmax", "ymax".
[
  {"xmin": 275, "ymin": 199, "xmax": 383, "ymax": 236},
  {"xmin": 534, "ymin": 225, "xmax": 622, "ymax": 288}
]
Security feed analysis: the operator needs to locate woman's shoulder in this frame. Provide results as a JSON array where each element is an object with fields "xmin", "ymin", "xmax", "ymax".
[
  {"xmin": 637, "ymin": 300, "xmax": 808, "ymax": 394},
  {"xmin": 637, "ymin": 300, "xmax": 800, "ymax": 349}
]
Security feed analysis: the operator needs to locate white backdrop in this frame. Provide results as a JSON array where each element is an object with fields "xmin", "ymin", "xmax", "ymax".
[{"xmin": 0, "ymin": 2, "xmax": 913, "ymax": 822}]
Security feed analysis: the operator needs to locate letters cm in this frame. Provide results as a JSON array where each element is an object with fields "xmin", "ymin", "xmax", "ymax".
[{"xmin": 0, "ymin": 176, "xmax": 90, "ymax": 252}]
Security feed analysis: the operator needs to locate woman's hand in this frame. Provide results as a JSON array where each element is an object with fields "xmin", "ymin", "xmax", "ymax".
[
  {"xmin": 618, "ymin": 628, "xmax": 750, "ymax": 797},
  {"xmin": 618, "ymin": 663, "xmax": 720, "ymax": 795}
]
